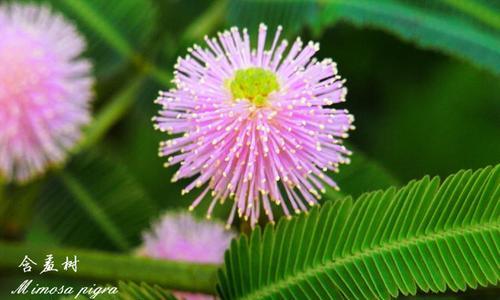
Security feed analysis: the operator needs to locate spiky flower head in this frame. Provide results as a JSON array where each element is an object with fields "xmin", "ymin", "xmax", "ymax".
[
  {"xmin": 142, "ymin": 212, "xmax": 234, "ymax": 263},
  {"xmin": 142, "ymin": 213, "xmax": 234, "ymax": 300},
  {"xmin": 154, "ymin": 24, "xmax": 354, "ymax": 227},
  {"xmin": 0, "ymin": 3, "xmax": 93, "ymax": 183}
]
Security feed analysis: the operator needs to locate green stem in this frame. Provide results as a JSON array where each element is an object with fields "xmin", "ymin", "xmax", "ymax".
[
  {"xmin": 75, "ymin": 77, "xmax": 145, "ymax": 153},
  {"xmin": 0, "ymin": 242, "xmax": 219, "ymax": 294},
  {"xmin": 139, "ymin": 59, "xmax": 173, "ymax": 87},
  {"xmin": 0, "ymin": 180, "xmax": 6, "ymax": 222},
  {"xmin": 60, "ymin": 0, "xmax": 132, "ymax": 57}
]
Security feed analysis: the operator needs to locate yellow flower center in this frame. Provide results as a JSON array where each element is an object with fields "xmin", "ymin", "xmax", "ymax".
[{"xmin": 228, "ymin": 68, "xmax": 279, "ymax": 106}]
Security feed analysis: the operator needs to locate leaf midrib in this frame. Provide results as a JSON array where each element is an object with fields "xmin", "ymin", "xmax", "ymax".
[
  {"xmin": 239, "ymin": 220, "xmax": 499, "ymax": 299},
  {"xmin": 59, "ymin": 0, "xmax": 171, "ymax": 86},
  {"xmin": 59, "ymin": 171, "xmax": 130, "ymax": 250}
]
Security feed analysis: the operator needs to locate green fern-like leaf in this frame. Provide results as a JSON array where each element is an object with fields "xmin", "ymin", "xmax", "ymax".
[
  {"xmin": 36, "ymin": 151, "xmax": 157, "ymax": 251},
  {"xmin": 217, "ymin": 164, "xmax": 500, "ymax": 299},
  {"xmin": 113, "ymin": 282, "xmax": 178, "ymax": 300}
]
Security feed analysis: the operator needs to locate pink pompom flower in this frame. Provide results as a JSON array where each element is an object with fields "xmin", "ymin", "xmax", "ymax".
[
  {"xmin": 154, "ymin": 24, "xmax": 353, "ymax": 227},
  {"xmin": 0, "ymin": 3, "xmax": 93, "ymax": 183},
  {"xmin": 142, "ymin": 213, "xmax": 234, "ymax": 300},
  {"xmin": 142, "ymin": 212, "xmax": 234, "ymax": 263}
]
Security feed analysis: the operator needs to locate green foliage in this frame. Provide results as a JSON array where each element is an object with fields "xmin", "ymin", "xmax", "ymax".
[
  {"xmin": 77, "ymin": 77, "xmax": 147, "ymax": 153},
  {"xmin": 228, "ymin": 0, "xmax": 318, "ymax": 36},
  {"xmin": 21, "ymin": 0, "xmax": 159, "ymax": 79},
  {"xmin": 318, "ymin": 0, "xmax": 500, "ymax": 74},
  {"xmin": 55, "ymin": 0, "xmax": 158, "ymax": 77},
  {"xmin": 1, "ymin": 0, "xmax": 499, "ymax": 298},
  {"xmin": 0, "ymin": 182, "xmax": 40, "ymax": 239},
  {"xmin": 217, "ymin": 164, "xmax": 500, "ymax": 299},
  {"xmin": 36, "ymin": 151, "xmax": 158, "ymax": 251},
  {"xmin": 228, "ymin": 0, "xmax": 500, "ymax": 74}
]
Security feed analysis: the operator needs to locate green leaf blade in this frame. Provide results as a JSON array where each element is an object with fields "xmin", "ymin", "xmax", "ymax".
[{"xmin": 319, "ymin": 0, "xmax": 500, "ymax": 74}]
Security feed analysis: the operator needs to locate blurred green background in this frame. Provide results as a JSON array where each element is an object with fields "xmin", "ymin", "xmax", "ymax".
[{"xmin": 0, "ymin": 0, "xmax": 499, "ymax": 299}]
